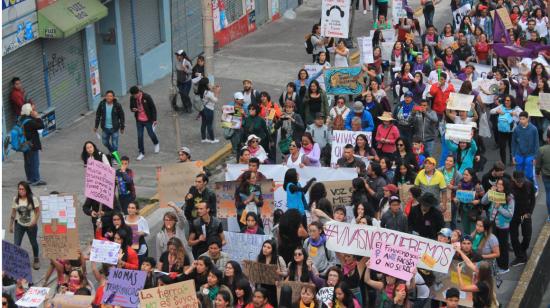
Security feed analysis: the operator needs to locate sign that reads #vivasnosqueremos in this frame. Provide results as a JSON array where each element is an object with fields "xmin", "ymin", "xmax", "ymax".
[{"xmin": 324, "ymin": 221, "xmax": 455, "ymax": 273}]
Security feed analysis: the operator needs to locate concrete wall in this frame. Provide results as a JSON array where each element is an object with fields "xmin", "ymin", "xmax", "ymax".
[{"xmin": 509, "ymin": 223, "xmax": 550, "ymax": 308}]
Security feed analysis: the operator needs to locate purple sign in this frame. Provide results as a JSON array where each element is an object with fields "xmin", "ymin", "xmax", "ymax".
[
  {"xmin": 102, "ymin": 268, "xmax": 147, "ymax": 307},
  {"xmin": 2, "ymin": 240, "xmax": 33, "ymax": 283}
]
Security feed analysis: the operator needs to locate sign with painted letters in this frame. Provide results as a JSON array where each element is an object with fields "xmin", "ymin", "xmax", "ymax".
[
  {"xmin": 2, "ymin": 240, "xmax": 33, "ymax": 282},
  {"xmin": 324, "ymin": 67, "xmax": 364, "ymax": 95},
  {"xmin": 222, "ymin": 231, "xmax": 271, "ymax": 264},
  {"xmin": 102, "ymin": 268, "xmax": 147, "ymax": 307},
  {"xmin": 90, "ymin": 239, "xmax": 120, "ymax": 265},
  {"xmin": 358, "ymin": 36, "xmax": 374, "ymax": 64},
  {"xmin": 304, "ymin": 64, "xmax": 326, "ymax": 89},
  {"xmin": 321, "ymin": 0, "xmax": 350, "ymax": 38},
  {"xmin": 85, "ymin": 158, "xmax": 116, "ymax": 207},
  {"xmin": 324, "ymin": 221, "xmax": 455, "ymax": 273},
  {"xmin": 331, "ymin": 130, "xmax": 372, "ymax": 167},
  {"xmin": 456, "ymin": 190, "xmax": 475, "ymax": 203},
  {"xmin": 452, "ymin": 4, "xmax": 471, "ymax": 31},
  {"xmin": 445, "ymin": 124, "xmax": 473, "ymax": 142},
  {"xmin": 370, "ymin": 241, "xmax": 420, "ymax": 281},
  {"xmin": 447, "ymin": 93, "xmax": 474, "ymax": 111},
  {"xmin": 15, "ymin": 287, "xmax": 50, "ymax": 307},
  {"xmin": 138, "ymin": 280, "xmax": 198, "ymax": 308}
]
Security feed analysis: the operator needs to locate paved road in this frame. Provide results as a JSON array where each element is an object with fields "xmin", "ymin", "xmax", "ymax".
[{"xmin": 3, "ymin": 0, "xmax": 548, "ymax": 305}]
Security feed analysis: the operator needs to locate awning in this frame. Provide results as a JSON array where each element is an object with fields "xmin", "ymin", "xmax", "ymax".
[{"xmin": 37, "ymin": 0, "xmax": 107, "ymax": 38}]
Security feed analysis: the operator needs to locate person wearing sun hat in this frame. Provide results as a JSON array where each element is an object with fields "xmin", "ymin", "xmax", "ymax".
[
  {"xmin": 243, "ymin": 134, "xmax": 268, "ymax": 163},
  {"xmin": 375, "ymin": 111, "xmax": 400, "ymax": 158}
]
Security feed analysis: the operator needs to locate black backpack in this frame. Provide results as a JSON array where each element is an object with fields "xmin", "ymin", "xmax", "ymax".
[
  {"xmin": 305, "ymin": 34, "xmax": 314, "ymax": 54},
  {"xmin": 417, "ymin": 268, "xmax": 435, "ymax": 287}
]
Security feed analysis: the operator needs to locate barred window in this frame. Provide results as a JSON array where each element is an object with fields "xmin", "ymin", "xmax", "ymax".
[{"xmin": 223, "ymin": 0, "xmax": 244, "ymax": 24}]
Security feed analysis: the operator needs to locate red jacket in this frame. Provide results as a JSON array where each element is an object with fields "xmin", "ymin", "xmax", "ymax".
[
  {"xmin": 10, "ymin": 88, "xmax": 31, "ymax": 116},
  {"xmin": 429, "ymin": 83, "xmax": 455, "ymax": 114},
  {"xmin": 95, "ymin": 228, "xmax": 139, "ymax": 270}
]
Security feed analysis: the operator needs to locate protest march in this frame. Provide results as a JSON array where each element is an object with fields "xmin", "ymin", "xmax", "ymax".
[{"xmin": 3, "ymin": 0, "xmax": 550, "ymax": 307}]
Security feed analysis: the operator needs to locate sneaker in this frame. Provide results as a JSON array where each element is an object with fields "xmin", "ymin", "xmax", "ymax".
[
  {"xmin": 33, "ymin": 257, "xmax": 40, "ymax": 270},
  {"xmin": 136, "ymin": 153, "xmax": 145, "ymax": 161},
  {"xmin": 201, "ymin": 139, "xmax": 209, "ymax": 143},
  {"xmin": 31, "ymin": 180, "xmax": 47, "ymax": 186},
  {"xmin": 154, "ymin": 143, "xmax": 160, "ymax": 153},
  {"xmin": 363, "ymin": 9, "xmax": 367, "ymax": 14},
  {"xmin": 497, "ymin": 267, "xmax": 510, "ymax": 275},
  {"xmin": 369, "ymin": 4, "xmax": 373, "ymax": 11},
  {"xmin": 209, "ymin": 139, "xmax": 220, "ymax": 143},
  {"xmin": 510, "ymin": 258, "xmax": 526, "ymax": 267}
]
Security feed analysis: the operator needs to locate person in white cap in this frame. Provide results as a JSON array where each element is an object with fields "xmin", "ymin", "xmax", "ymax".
[
  {"xmin": 19, "ymin": 103, "xmax": 46, "ymax": 186},
  {"xmin": 225, "ymin": 92, "xmax": 246, "ymax": 154},
  {"xmin": 178, "ymin": 146, "xmax": 192, "ymax": 162},
  {"xmin": 174, "ymin": 50, "xmax": 193, "ymax": 113},
  {"xmin": 242, "ymin": 134, "xmax": 268, "ymax": 163}
]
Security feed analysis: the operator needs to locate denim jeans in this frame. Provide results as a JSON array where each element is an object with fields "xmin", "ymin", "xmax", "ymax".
[
  {"xmin": 201, "ymin": 108, "xmax": 215, "ymax": 140},
  {"xmin": 424, "ymin": 139, "xmax": 435, "ymax": 158},
  {"xmin": 423, "ymin": 3, "xmax": 434, "ymax": 29},
  {"xmin": 177, "ymin": 81, "xmax": 192, "ymax": 111},
  {"xmin": 136, "ymin": 121, "xmax": 159, "ymax": 155},
  {"xmin": 23, "ymin": 150, "xmax": 40, "ymax": 183},
  {"xmin": 14, "ymin": 222, "xmax": 39, "ymax": 258},
  {"xmin": 542, "ymin": 176, "xmax": 550, "ymax": 217},
  {"xmin": 101, "ymin": 127, "xmax": 119, "ymax": 153}
]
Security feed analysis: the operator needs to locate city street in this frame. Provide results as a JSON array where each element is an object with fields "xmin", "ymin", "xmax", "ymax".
[{"xmin": 2, "ymin": 0, "xmax": 549, "ymax": 305}]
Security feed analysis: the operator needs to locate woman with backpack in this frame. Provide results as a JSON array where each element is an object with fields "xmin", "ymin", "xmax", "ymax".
[
  {"xmin": 9, "ymin": 181, "xmax": 41, "ymax": 270},
  {"xmin": 329, "ymin": 96, "xmax": 350, "ymax": 131},
  {"xmin": 489, "ymin": 94, "xmax": 522, "ymax": 165},
  {"xmin": 303, "ymin": 221, "xmax": 337, "ymax": 277}
]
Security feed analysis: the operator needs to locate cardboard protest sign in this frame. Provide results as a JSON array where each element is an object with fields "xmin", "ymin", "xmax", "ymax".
[
  {"xmin": 443, "ymin": 190, "xmax": 452, "ymax": 223},
  {"xmin": 456, "ymin": 190, "xmax": 475, "ymax": 203},
  {"xmin": 330, "ymin": 130, "xmax": 372, "ymax": 167},
  {"xmin": 430, "ymin": 260, "xmax": 474, "ymax": 307},
  {"xmin": 277, "ymin": 282, "xmax": 316, "ymax": 305},
  {"xmin": 90, "ymin": 239, "xmax": 121, "ymax": 265},
  {"xmin": 215, "ymin": 180, "xmax": 275, "ymax": 219},
  {"xmin": 85, "ymin": 158, "xmax": 116, "ymax": 207},
  {"xmin": 381, "ymin": 41, "xmax": 395, "ymax": 61},
  {"xmin": 445, "ymin": 124, "xmax": 473, "ymax": 142},
  {"xmin": 158, "ymin": 161, "xmax": 204, "ymax": 207},
  {"xmin": 40, "ymin": 194, "xmax": 80, "ymax": 260},
  {"xmin": 321, "ymin": 0, "xmax": 351, "ymax": 38},
  {"xmin": 490, "ymin": 8, "xmax": 512, "ymax": 29},
  {"xmin": 488, "ymin": 190, "xmax": 506, "ymax": 203},
  {"xmin": 243, "ymin": 260, "xmax": 279, "ymax": 285},
  {"xmin": 139, "ymin": 279, "xmax": 198, "ymax": 308},
  {"xmin": 540, "ymin": 93, "xmax": 550, "ymax": 111},
  {"xmin": 102, "ymin": 268, "xmax": 147, "ymax": 307},
  {"xmin": 324, "ymin": 221, "xmax": 455, "ymax": 273},
  {"xmin": 223, "ymin": 231, "xmax": 271, "ymax": 264},
  {"xmin": 51, "ymin": 295, "xmax": 94, "ymax": 308},
  {"xmin": 447, "ymin": 93, "xmax": 474, "ymax": 111},
  {"xmin": 370, "ymin": 241, "xmax": 420, "ymax": 281},
  {"xmin": 15, "ymin": 287, "xmax": 50, "ymax": 307},
  {"xmin": 324, "ymin": 67, "xmax": 364, "ymax": 95},
  {"xmin": 525, "ymin": 95, "xmax": 543, "ymax": 117},
  {"xmin": 324, "ymin": 180, "xmax": 353, "ymax": 207},
  {"xmin": 2, "ymin": 240, "xmax": 33, "ymax": 282}
]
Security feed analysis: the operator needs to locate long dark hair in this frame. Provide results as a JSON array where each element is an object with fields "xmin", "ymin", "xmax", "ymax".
[
  {"xmin": 238, "ymin": 170, "xmax": 254, "ymax": 193},
  {"xmin": 288, "ymin": 247, "xmax": 312, "ymax": 282},
  {"xmin": 354, "ymin": 134, "xmax": 371, "ymax": 153},
  {"xmin": 257, "ymin": 239, "xmax": 279, "ymax": 265},
  {"xmin": 235, "ymin": 278, "xmax": 253, "ymax": 304},
  {"xmin": 333, "ymin": 282, "xmax": 356, "ymax": 307},
  {"xmin": 283, "ymin": 168, "xmax": 299, "ymax": 191},
  {"xmin": 16, "ymin": 181, "xmax": 35, "ymax": 209},
  {"xmin": 196, "ymin": 77, "xmax": 210, "ymax": 99},
  {"xmin": 393, "ymin": 161, "xmax": 417, "ymax": 185},
  {"xmin": 222, "ymin": 260, "xmax": 246, "ymax": 288},
  {"xmin": 81, "ymin": 141, "xmax": 102, "ymax": 165},
  {"xmin": 308, "ymin": 80, "xmax": 321, "ymax": 94},
  {"xmin": 308, "ymin": 182, "xmax": 327, "ymax": 208}
]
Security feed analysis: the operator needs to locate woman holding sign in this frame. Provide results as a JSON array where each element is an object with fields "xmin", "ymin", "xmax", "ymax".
[{"xmin": 454, "ymin": 168, "xmax": 485, "ymax": 235}]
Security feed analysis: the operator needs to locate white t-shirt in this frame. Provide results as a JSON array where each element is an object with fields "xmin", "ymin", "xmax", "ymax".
[
  {"xmin": 286, "ymin": 152, "xmax": 305, "ymax": 169},
  {"xmin": 334, "ymin": 48, "xmax": 350, "ymax": 67},
  {"xmin": 329, "ymin": 105, "xmax": 350, "ymax": 122}
]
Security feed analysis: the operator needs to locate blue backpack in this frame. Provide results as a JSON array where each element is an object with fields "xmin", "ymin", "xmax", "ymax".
[
  {"xmin": 10, "ymin": 118, "xmax": 32, "ymax": 153},
  {"xmin": 497, "ymin": 110, "xmax": 513, "ymax": 133}
]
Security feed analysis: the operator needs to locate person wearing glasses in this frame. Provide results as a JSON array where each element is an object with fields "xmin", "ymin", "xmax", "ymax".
[
  {"xmin": 155, "ymin": 202, "xmax": 194, "ymax": 262},
  {"xmin": 242, "ymin": 134, "xmax": 269, "ymax": 164}
]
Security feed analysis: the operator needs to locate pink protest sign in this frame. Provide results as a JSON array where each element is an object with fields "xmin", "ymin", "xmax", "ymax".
[
  {"xmin": 85, "ymin": 159, "xmax": 116, "ymax": 208},
  {"xmin": 370, "ymin": 241, "xmax": 420, "ymax": 281}
]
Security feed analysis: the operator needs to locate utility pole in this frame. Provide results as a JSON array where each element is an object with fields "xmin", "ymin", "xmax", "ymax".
[{"xmin": 202, "ymin": 0, "xmax": 215, "ymax": 77}]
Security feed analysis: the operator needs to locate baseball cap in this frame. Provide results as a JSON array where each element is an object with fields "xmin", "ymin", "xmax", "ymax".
[
  {"xmin": 179, "ymin": 146, "xmax": 191, "ymax": 156},
  {"xmin": 383, "ymin": 184, "xmax": 398, "ymax": 194},
  {"xmin": 389, "ymin": 196, "xmax": 401, "ymax": 204},
  {"xmin": 461, "ymin": 234, "xmax": 473, "ymax": 242},
  {"xmin": 404, "ymin": 91, "xmax": 414, "ymax": 98},
  {"xmin": 175, "ymin": 49, "xmax": 185, "ymax": 56},
  {"xmin": 234, "ymin": 92, "xmax": 244, "ymax": 100},
  {"xmin": 425, "ymin": 157, "xmax": 436, "ymax": 165},
  {"xmin": 438, "ymin": 228, "xmax": 452, "ymax": 239}
]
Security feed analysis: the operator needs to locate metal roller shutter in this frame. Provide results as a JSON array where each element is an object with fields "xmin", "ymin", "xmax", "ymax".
[
  {"xmin": 280, "ymin": 0, "xmax": 288, "ymax": 15},
  {"xmin": 2, "ymin": 41, "xmax": 48, "ymax": 130},
  {"xmin": 42, "ymin": 32, "xmax": 88, "ymax": 128},
  {"xmin": 224, "ymin": 0, "xmax": 244, "ymax": 24},
  {"xmin": 120, "ymin": 0, "xmax": 138, "ymax": 88},
  {"xmin": 255, "ymin": 0, "xmax": 269, "ymax": 27},
  {"xmin": 171, "ymin": 0, "xmax": 203, "ymax": 59},
  {"xmin": 135, "ymin": 0, "xmax": 161, "ymax": 54}
]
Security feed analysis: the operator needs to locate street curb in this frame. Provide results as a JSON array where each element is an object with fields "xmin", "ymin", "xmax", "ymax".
[
  {"xmin": 139, "ymin": 143, "xmax": 233, "ymax": 217},
  {"xmin": 508, "ymin": 222, "xmax": 550, "ymax": 308}
]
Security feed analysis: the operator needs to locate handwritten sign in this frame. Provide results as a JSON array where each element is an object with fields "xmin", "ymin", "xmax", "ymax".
[
  {"xmin": 321, "ymin": 0, "xmax": 350, "ymax": 38},
  {"xmin": 277, "ymin": 282, "xmax": 316, "ymax": 304},
  {"xmin": 243, "ymin": 260, "xmax": 279, "ymax": 285},
  {"xmin": 51, "ymin": 295, "xmax": 94, "ymax": 308},
  {"xmin": 447, "ymin": 93, "xmax": 474, "ymax": 111},
  {"xmin": 488, "ymin": 190, "xmax": 506, "ymax": 203},
  {"xmin": 15, "ymin": 287, "xmax": 50, "ymax": 307},
  {"xmin": 430, "ymin": 260, "xmax": 474, "ymax": 307},
  {"xmin": 525, "ymin": 95, "xmax": 543, "ymax": 117},
  {"xmin": 358, "ymin": 36, "xmax": 374, "ymax": 64},
  {"xmin": 324, "ymin": 221, "xmax": 455, "ymax": 273},
  {"xmin": 392, "ymin": 0, "xmax": 407, "ymax": 23},
  {"xmin": 304, "ymin": 64, "xmax": 326, "ymax": 90},
  {"xmin": 40, "ymin": 194, "xmax": 79, "ymax": 260},
  {"xmin": 2, "ymin": 240, "xmax": 32, "ymax": 282},
  {"xmin": 215, "ymin": 180, "xmax": 274, "ymax": 219},
  {"xmin": 456, "ymin": 190, "xmax": 475, "ymax": 203},
  {"xmin": 139, "ymin": 280, "xmax": 198, "ymax": 308},
  {"xmin": 90, "ymin": 239, "xmax": 120, "ymax": 265},
  {"xmin": 324, "ymin": 67, "xmax": 364, "ymax": 95},
  {"xmin": 158, "ymin": 161, "xmax": 204, "ymax": 207},
  {"xmin": 539, "ymin": 93, "xmax": 550, "ymax": 111},
  {"xmin": 102, "ymin": 268, "xmax": 147, "ymax": 307},
  {"xmin": 317, "ymin": 287, "xmax": 334, "ymax": 307},
  {"xmin": 331, "ymin": 130, "xmax": 372, "ymax": 167},
  {"xmin": 223, "ymin": 231, "xmax": 271, "ymax": 264},
  {"xmin": 85, "ymin": 158, "xmax": 116, "ymax": 207},
  {"xmin": 324, "ymin": 180, "xmax": 353, "ymax": 207},
  {"xmin": 370, "ymin": 241, "xmax": 420, "ymax": 281},
  {"xmin": 445, "ymin": 124, "xmax": 473, "ymax": 142}
]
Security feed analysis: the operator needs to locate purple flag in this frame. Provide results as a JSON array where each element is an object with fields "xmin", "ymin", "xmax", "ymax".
[
  {"xmin": 492, "ymin": 10, "xmax": 550, "ymax": 58},
  {"xmin": 492, "ymin": 10, "xmax": 510, "ymax": 45}
]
